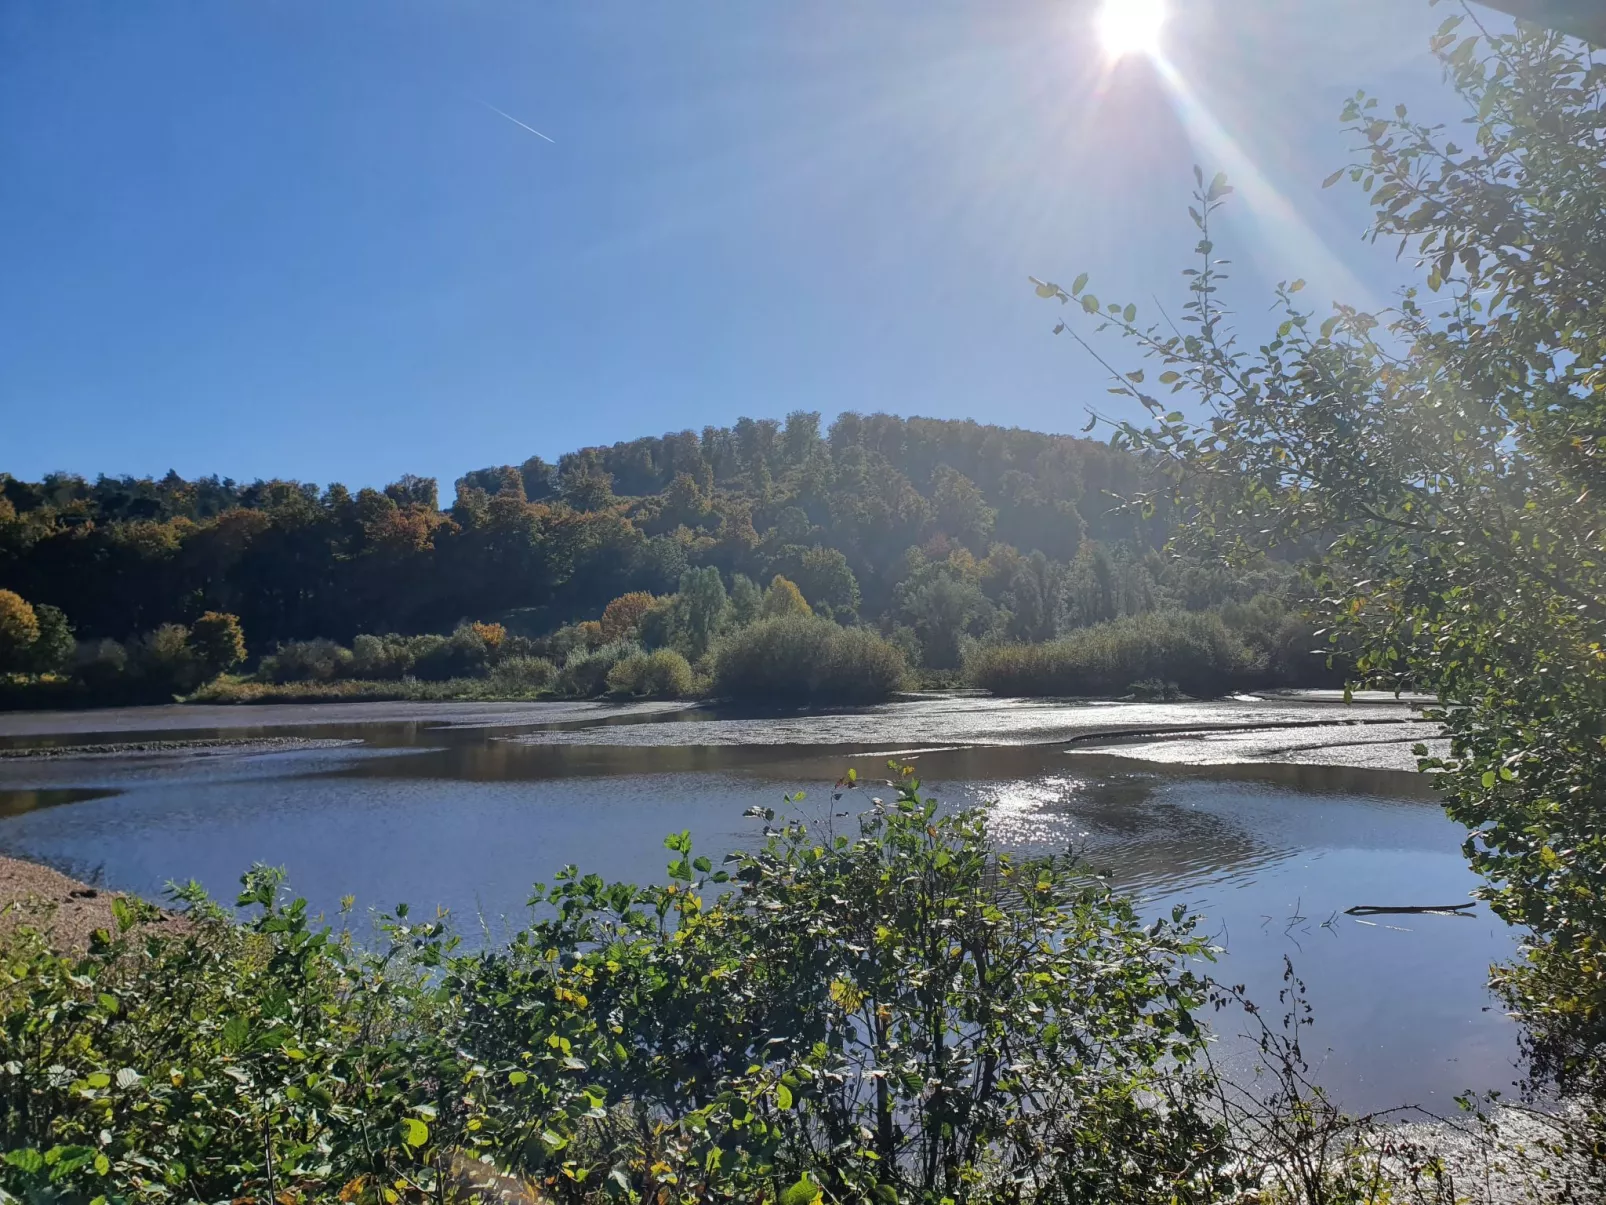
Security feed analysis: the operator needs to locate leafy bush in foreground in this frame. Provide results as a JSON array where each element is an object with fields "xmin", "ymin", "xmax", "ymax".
[
  {"xmin": 965, "ymin": 610, "xmax": 1260, "ymax": 698},
  {"xmin": 3, "ymin": 770, "xmax": 1536, "ymax": 1203},
  {"xmin": 712, "ymin": 616, "xmax": 906, "ymax": 703},
  {"xmin": 0, "ymin": 777, "xmax": 1248, "ymax": 1205}
]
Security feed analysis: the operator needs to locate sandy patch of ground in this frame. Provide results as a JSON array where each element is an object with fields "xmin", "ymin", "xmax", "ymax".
[{"xmin": 0, "ymin": 854, "xmax": 183, "ymax": 951}]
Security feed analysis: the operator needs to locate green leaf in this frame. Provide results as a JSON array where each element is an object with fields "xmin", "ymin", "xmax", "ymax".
[
  {"xmin": 1081, "ymin": 294, "xmax": 1100, "ymax": 314},
  {"xmin": 1158, "ymin": 371, "xmax": 1181, "ymax": 385},
  {"xmin": 4, "ymin": 1149, "xmax": 44, "ymax": 1175},
  {"xmin": 780, "ymin": 1178, "xmax": 821, "ymax": 1205},
  {"xmin": 1322, "ymin": 169, "xmax": 1344, "ymax": 188},
  {"xmin": 1481, "ymin": 770, "xmax": 1497, "ymax": 789},
  {"xmin": 1071, "ymin": 272, "xmax": 1088, "ymax": 295},
  {"xmin": 402, "ymin": 1117, "xmax": 430, "ymax": 1148},
  {"xmin": 775, "ymin": 1082, "xmax": 794, "ymax": 1110},
  {"xmin": 1122, "ymin": 303, "xmax": 1136, "ymax": 323},
  {"xmin": 508, "ymin": 1070, "xmax": 529, "ymax": 1086},
  {"xmin": 85, "ymin": 1072, "xmax": 111, "ymax": 1089}
]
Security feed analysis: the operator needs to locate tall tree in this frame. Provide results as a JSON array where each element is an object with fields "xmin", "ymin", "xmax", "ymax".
[{"xmin": 1044, "ymin": 15, "xmax": 1606, "ymax": 1103}]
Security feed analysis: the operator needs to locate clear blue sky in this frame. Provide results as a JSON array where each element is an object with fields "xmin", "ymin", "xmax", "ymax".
[{"xmin": 1, "ymin": 0, "xmax": 1490, "ymax": 496}]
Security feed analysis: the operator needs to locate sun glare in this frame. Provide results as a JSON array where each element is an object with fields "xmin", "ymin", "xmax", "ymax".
[{"xmin": 1095, "ymin": 0, "xmax": 1166, "ymax": 61}]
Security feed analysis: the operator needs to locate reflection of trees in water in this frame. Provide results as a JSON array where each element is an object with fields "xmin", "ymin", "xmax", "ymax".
[{"xmin": 0, "ymin": 787, "xmax": 118, "ymax": 819}]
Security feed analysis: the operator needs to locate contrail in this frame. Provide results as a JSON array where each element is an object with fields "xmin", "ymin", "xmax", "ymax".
[{"xmin": 480, "ymin": 100, "xmax": 555, "ymax": 144}]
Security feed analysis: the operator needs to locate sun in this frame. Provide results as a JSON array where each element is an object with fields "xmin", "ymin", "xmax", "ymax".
[{"xmin": 1094, "ymin": 0, "xmax": 1167, "ymax": 61}]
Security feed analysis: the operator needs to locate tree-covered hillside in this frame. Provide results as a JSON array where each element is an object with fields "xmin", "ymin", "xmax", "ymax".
[
  {"xmin": 3, "ymin": 411, "xmax": 1329, "ymax": 703},
  {"xmin": 0, "ymin": 412, "xmax": 1303, "ymax": 662}
]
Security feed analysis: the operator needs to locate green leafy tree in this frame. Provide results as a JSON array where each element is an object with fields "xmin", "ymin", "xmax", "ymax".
[
  {"xmin": 674, "ymin": 566, "xmax": 729, "ymax": 658},
  {"xmin": 930, "ymin": 466, "xmax": 995, "ymax": 551},
  {"xmin": 782, "ymin": 545, "xmax": 859, "ymax": 620},
  {"xmin": 897, "ymin": 570, "xmax": 994, "ymax": 670},
  {"xmin": 188, "ymin": 611, "xmax": 246, "ymax": 678},
  {"xmin": 1042, "ymin": 16, "xmax": 1606, "ymax": 1106},
  {"xmin": 728, "ymin": 573, "xmax": 764, "ymax": 627},
  {"xmin": 560, "ymin": 462, "xmax": 615, "ymax": 512},
  {"xmin": 24, "ymin": 604, "xmax": 74, "ymax": 674}
]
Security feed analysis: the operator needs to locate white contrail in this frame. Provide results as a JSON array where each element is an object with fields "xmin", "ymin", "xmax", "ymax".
[{"xmin": 480, "ymin": 100, "xmax": 555, "ymax": 143}]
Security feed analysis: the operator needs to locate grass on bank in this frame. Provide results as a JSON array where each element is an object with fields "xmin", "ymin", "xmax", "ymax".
[{"xmin": 964, "ymin": 609, "xmax": 1342, "ymax": 699}]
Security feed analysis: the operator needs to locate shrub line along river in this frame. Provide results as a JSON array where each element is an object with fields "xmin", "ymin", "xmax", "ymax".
[{"xmin": 0, "ymin": 691, "xmax": 1516, "ymax": 1114}]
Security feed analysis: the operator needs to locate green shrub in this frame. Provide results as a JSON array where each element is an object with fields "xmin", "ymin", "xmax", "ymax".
[
  {"xmin": 258, "ymin": 637, "xmax": 354, "ymax": 684},
  {"xmin": 965, "ymin": 610, "xmax": 1258, "ymax": 698},
  {"xmin": 556, "ymin": 640, "xmax": 640, "ymax": 697},
  {"xmin": 129, "ymin": 623, "xmax": 207, "ymax": 694},
  {"xmin": 712, "ymin": 615, "xmax": 906, "ymax": 703},
  {"xmin": 489, "ymin": 654, "xmax": 558, "ymax": 693},
  {"xmin": 1218, "ymin": 595, "xmax": 1348, "ymax": 687},
  {"xmin": 606, "ymin": 648, "xmax": 695, "ymax": 698},
  {"xmin": 74, "ymin": 638, "xmax": 128, "ymax": 689},
  {"xmin": 412, "ymin": 623, "xmax": 498, "ymax": 680},
  {"xmin": 351, "ymin": 632, "xmax": 418, "ymax": 679}
]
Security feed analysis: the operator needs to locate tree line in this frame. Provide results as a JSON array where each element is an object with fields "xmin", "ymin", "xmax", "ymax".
[{"xmin": 1, "ymin": 412, "xmax": 1329, "ymax": 700}]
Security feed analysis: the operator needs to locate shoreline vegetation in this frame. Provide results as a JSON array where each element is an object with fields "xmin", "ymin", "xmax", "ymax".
[
  {"xmin": 2, "ymin": 585, "xmax": 1345, "ymax": 712},
  {"xmin": 2, "ymin": 409, "xmax": 1348, "ymax": 715},
  {"xmin": 1, "ymin": 774, "xmax": 1582, "ymax": 1205}
]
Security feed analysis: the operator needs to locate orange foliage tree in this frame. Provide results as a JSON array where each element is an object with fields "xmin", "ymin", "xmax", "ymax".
[{"xmin": 600, "ymin": 592, "xmax": 657, "ymax": 642}]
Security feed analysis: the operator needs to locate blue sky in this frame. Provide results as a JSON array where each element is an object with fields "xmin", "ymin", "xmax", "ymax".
[{"xmin": 1, "ymin": 0, "xmax": 1488, "ymax": 496}]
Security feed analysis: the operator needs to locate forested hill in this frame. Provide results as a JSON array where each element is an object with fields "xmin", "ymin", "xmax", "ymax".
[{"xmin": 0, "ymin": 411, "xmax": 1285, "ymax": 662}]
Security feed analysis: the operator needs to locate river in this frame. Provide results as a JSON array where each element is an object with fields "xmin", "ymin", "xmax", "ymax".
[{"xmin": 0, "ymin": 692, "xmax": 1520, "ymax": 1114}]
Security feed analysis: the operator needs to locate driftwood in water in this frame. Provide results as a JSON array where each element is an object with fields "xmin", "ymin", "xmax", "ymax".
[{"xmin": 1344, "ymin": 903, "xmax": 1476, "ymax": 916}]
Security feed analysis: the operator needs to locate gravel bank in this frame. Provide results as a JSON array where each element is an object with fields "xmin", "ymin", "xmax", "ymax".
[
  {"xmin": 0, "ymin": 854, "xmax": 181, "ymax": 950},
  {"xmin": 0, "ymin": 735, "xmax": 363, "ymax": 760}
]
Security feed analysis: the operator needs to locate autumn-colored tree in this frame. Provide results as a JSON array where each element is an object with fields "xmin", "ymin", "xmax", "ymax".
[
  {"xmin": 600, "ymin": 592, "xmax": 657, "ymax": 642},
  {"xmin": 761, "ymin": 575, "xmax": 812, "ymax": 619},
  {"xmin": 0, "ymin": 589, "xmax": 40, "ymax": 673},
  {"xmin": 468, "ymin": 621, "xmax": 507, "ymax": 650},
  {"xmin": 189, "ymin": 611, "xmax": 247, "ymax": 677}
]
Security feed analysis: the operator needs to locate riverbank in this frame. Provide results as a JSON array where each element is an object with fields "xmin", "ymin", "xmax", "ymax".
[{"xmin": 0, "ymin": 853, "xmax": 182, "ymax": 950}]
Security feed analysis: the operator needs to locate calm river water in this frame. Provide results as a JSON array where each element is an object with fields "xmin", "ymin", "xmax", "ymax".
[{"xmin": 0, "ymin": 694, "xmax": 1519, "ymax": 1114}]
